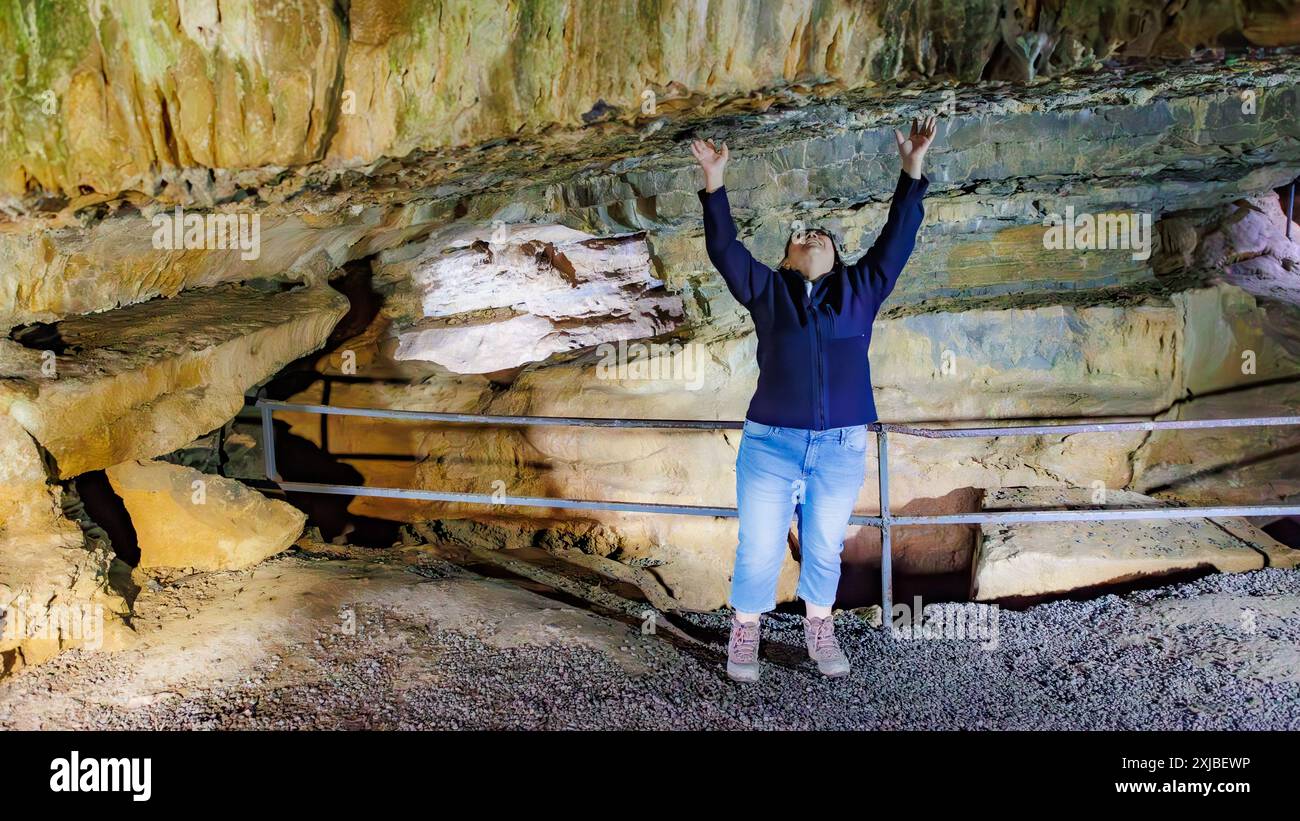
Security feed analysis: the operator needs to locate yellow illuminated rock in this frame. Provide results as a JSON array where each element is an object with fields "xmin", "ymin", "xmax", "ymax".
[{"xmin": 106, "ymin": 460, "xmax": 306, "ymax": 572}]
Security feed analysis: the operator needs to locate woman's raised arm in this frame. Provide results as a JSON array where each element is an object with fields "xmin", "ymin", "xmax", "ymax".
[
  {"xmin": 846, "ymin": 116, "xmax": 937, "ymax": 313},
  {"xmin": 692, "ymin": 139, "xmax": 772, "ymax": 306}
]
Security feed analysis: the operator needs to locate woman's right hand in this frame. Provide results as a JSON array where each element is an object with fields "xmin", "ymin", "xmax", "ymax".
[{"xmin": 691, "ymin": 138, "xmax": 729, "ymax": 193}]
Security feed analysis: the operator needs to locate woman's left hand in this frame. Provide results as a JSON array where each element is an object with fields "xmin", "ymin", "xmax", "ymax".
[{"xmin": 895, "ymin": 116, "xmax": 937, "ymax": 180}]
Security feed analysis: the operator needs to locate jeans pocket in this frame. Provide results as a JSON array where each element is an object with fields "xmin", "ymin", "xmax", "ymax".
[
  {"xmin": 743, "ymin": 419, "xmax": 775, "ymax": 440},
  {"xmin": 842, "ymin": 425, "xmax": 868, "ymax": 453}
]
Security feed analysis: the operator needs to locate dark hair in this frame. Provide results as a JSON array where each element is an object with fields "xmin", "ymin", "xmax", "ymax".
[{"xmin": 783, "ymin": 227, "xmax": 843, "ymax": 269}]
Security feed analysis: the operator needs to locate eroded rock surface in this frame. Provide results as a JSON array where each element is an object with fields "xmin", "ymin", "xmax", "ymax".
[
  {"xmin": 1186, "ymin": 193, "xmax": 1300, "ymax": 307},
  {"xmin": 5, "ymin": 57, "xmax": 1297, "ymax": 331},
  {"xmin": 0, "ymin": 415, "xmax": 129, "ymax": 671},
  {"xmin": 5, "ymin": 0, "xmax": 1289, "ymax": 202}
]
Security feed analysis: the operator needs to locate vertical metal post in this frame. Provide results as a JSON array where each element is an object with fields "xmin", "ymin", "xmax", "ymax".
[
  {"xmin": 876, "ymin": 429, "xmax": 893, "ymax": 625},
  {"xmin": 1287, "ymin": 181, "xmax": 1295, "ymax": 240},
  {"xmin": 260, "ymin": 403, "xmax": 280, "ymax": 482}
]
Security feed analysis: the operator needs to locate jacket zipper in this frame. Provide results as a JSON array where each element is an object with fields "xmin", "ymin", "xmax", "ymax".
[{"xmin": 811, "ymin": 295, "xmax": 826, "ymax": 430}]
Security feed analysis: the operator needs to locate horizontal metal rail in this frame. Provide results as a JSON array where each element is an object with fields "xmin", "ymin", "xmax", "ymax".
[
  {"xmin": 884, "ymin": 505, "xmax": 1300, "ymax": 525},
  {"xmin": 271, "ymin": 479, "xmax": 856, "ymax": 523},
  {"xmin": 256, "ymin": 400, "xmax": 745, "ymax": 430},
  {"xmin": 257, "ymin": 399, "xmax": 1300, "ymax": 618},
  {"xmin": 257, "ymin": 400, "xmax": 1300, "ymax": 436},
  {"xmin": 875, "ymin": 415, "xmax": 1300, "ymax": 439}
]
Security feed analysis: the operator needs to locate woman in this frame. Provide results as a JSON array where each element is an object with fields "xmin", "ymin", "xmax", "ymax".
[{"xmin": 691, "ymin": 116, "xmax": 936, "ymax": 682}]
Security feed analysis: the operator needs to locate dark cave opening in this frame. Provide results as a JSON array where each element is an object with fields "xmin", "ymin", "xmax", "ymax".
[
  {"xmin": 8, "ymin": 321, "xmax": 74, "ymax": 354},
  {"xmin": 249, "ymin": 259, "xmax": 407, "ymax": 548},
  {"xmin": 73, "ymin": 470, "xmax": 140, "ymax": 567}
]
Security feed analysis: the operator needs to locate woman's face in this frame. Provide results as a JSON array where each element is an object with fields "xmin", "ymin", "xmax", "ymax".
[{"xmin": 782, "ymin": 229, "xmax": 837, "ymax": 279}]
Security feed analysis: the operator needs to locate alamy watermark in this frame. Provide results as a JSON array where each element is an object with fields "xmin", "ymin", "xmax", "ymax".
[
  {"xmin": 151, "ymin": 206, "xmax": 261, "ymax": 260},
  {"xmin": 1, "ymin": 596, "xmax": 105, "ymax": 652},
  {"xmin": 595, "ymin": 339, "xmax": 707, "ymax": 391},
  {"xmin": 50, "ymin": 751, "xmax": 151, "ymax": 801},
  {"xmin": 890, "ymin": 596, "xmax": 1000, "ymax": 650},
  {"xmin": 1042, "ymin": 206, "xmax": 1152, "ymax": 262}
]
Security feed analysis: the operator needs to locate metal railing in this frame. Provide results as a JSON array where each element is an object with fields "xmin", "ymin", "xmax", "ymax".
[{"xmin": 256, "ymin": 399, "xmax": 1300, "ymax": 617}]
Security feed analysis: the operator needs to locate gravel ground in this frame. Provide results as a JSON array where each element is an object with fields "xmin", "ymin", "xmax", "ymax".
[{"xmin": 3, "ymin": 558, "xmax": 1298, "ymax": 730}]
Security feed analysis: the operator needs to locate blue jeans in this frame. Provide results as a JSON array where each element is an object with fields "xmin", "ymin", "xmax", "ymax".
[{"xmin": 730, "ymin": 419, "xmax": 869, "ymax": 613}]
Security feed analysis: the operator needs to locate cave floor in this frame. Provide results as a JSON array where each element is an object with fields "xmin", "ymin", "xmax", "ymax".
[{"xmin": 2, "ymin": 550, "xmax": 1298, "ymax": 731}]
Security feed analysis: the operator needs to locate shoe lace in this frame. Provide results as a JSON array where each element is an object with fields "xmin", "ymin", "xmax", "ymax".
[
  {"xmin": 729, "ymin": 620, "xmax": 759, "ymax": 663},
  {"xmin": 808, "ymin": 618, "xmax": 840, "ymax": 654}
]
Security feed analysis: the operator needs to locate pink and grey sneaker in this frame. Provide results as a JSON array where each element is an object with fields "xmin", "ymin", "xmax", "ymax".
[
  {"xmin": 803, "ymin": 615, "xmax": 850, "ymax": 677},
  {"xmin": 726, "ymin": 615, "xmax": 762, "ymax": 682}
]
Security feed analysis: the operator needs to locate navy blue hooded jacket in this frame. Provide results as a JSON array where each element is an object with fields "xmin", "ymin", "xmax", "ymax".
[{"xmin": 698, "ymin": 170, "xmax": 929, "ymax": 430}]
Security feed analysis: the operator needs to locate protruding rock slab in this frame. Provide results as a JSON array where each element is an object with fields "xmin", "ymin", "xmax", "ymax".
[
  {"xmin": 106, "ymin": 460, "xmax": 306, "ymax": 572},
  {"xmin": 0, "ymin": 283, "xmax": 348, "ymax": 478},
  {"xmin": 376, "ymin": 227, "xmax": 682, "ymax": 373},
  {"xmin": 971, "ymin": 487, "xmax": 1287, "ymax": 601}
]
